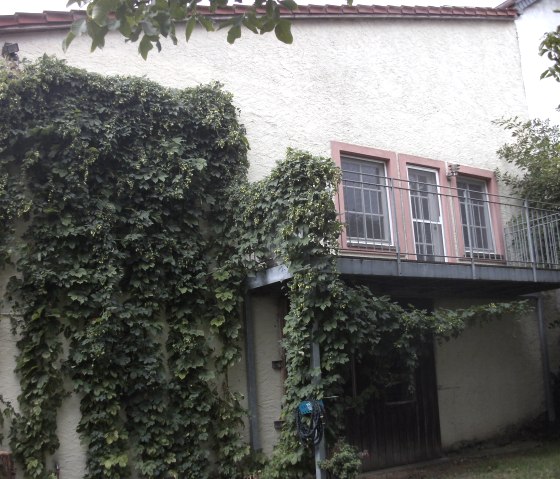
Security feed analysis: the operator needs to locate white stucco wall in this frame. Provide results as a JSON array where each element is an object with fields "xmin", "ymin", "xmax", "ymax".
[
  {"xmin": 1, "ymin": 18, "xmax": 527, "ymax": 181},
  {"xmin": 515, "ymin": 0, "xmax": 560, "ymax": 124},
  {"xmin": 0, "ymin": 315, "xmax": 19, "ymax": 447},
  {"xmin": 435, "ymin": 299, "xmax": 545, "ymax": 449},
  {"xmin": 251, "ymin": 295, "xmax": 284, "ymax": 454},
  {"xmin": 52, "ymin": 394, "xmax": 86, "ymax": 478}
]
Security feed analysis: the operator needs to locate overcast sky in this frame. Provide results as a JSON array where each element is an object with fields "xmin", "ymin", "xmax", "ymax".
[{"xmin": 0, "ymin": 0, "xmax": 503, "ymax": 15}]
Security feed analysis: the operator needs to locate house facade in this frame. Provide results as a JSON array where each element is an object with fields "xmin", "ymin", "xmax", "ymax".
[{"xmin": 1, "ymin": 4, "xmax": 560, "ymax": 477}]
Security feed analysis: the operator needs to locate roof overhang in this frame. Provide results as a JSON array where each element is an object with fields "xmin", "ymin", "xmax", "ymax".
[
  {"xmin": 496, "ymin": 0, "xmax": 541, "ymax": 13},
  {"xmin": 0, "ymin": 5, "xmax": 518, "ymax": 33}
]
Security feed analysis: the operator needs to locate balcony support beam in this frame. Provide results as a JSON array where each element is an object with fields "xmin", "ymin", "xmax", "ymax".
[
  {"xmin": 246, "ymin": 265, "xmax": 292, "ymax": 290},
  {"xmin": 532, "ymin": 293, "xmax": 557, "ymax": 424},
  {"xmin": 246, "ymin": 258, "xmax": 560, "ymax": 295},
  {"xmin": 336, "ymin": 257, "xmax": 560, "ymax": 285},
  {"xmin": 243, "ymin": 289, "xmax": 261, "ymax": 451}
]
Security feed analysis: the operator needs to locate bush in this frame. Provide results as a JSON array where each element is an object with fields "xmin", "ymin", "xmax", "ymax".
[{"xmin": 319, "ymin": 440, "xmax": 362, "ymax": 479}]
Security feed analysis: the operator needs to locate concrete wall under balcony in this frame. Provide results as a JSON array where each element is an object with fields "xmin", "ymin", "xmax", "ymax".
[
  {"xmin": 435, "ymin": 298, "xmax": 545, "ymax": 449},
  {"xmin": 542, "ymin": 291, "xmax": 560, "ymax": 382},
  {"xmin": 250, "ymin": 294, "xmax": 285, "ymax": 455}
]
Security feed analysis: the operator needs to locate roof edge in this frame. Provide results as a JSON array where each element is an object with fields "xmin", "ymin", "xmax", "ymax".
[
  {"xmin": 0, "ymin": 5, "xmax": 518, "ymax": 31},
  {"xmin": 496, "ymin": 0, "xmax": 541, "ymax": 13}
]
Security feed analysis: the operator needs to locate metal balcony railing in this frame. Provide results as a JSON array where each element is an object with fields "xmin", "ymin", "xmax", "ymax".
[{"xmin": 337, "ymin": 174, "xmax": 560, "ymax": 272}]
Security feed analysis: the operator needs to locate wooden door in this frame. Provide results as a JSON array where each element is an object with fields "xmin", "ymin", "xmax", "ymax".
[{"xmin": 344, "ymin": 299, "xmax": 442, "ymax": 471}]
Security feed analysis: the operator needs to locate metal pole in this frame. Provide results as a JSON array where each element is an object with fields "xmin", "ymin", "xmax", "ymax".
[
  {"xmin": 524, "ymin": 199, "xmax": 538, "ymax": 282},
  {"xmin": 244, "ymin": 289, "xmax": 261, "ymax": 451},
  {"xmin": 464, "ymin": 193, "xmax": 476, "ymax": 279},
  {"xmin": 535, "ymin": 293, "xmax": 556, "ymax": 423},
  {"xmin": 389, "ymin": 178, "xmax": 402, "ymax": 276},
  {"xmin": 311, "ymin": 320, "xmax": 327, "ymax": 479}
]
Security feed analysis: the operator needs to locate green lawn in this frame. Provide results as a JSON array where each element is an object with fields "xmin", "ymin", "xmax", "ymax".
[
  {"xmin": 369, "ymin": 441, "xmax": 560, "ymax": 479},
  {"xmin": 441, "ymin": 442, "xmax": 560, "ymax": 479}
]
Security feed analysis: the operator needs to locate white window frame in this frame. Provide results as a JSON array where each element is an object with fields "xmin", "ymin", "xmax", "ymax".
[{"xmin": 406, "ymin": 165, "xmax": 447, "ymax": 261}]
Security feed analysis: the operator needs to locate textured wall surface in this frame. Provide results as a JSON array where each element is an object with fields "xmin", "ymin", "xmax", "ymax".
[
  {"xmin": 2, "ymin": 18, "xmax": 527, "ymax": 181},
  {"xmin": 435, "ymin": 299, "xmax": 545, "ymax": 449},
  {"xmin": 0, "ymin": 315, "xmax": 19, "ymax": 443},
  {"xmin": 515, "ymin": 0, "xmax": 560, "ymax": 124},
  {"xmin": 251, "ymin": 294, "xmax": 284, "ymax": 455}
]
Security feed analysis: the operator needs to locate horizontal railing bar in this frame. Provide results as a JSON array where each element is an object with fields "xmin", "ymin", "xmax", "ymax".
[
  {"xmin": 341, "ymin": 175, "xmax": 560, "ymax": 214},
  {"xmin": 341, "ymin": 170, "xmax": 560, "ymax": 210},
  {"xmin": 339, "ymin": 175, "xmax": 560, "ymax": 270}
]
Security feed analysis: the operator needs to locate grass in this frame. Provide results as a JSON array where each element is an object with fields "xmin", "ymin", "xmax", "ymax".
[
  {"xmin": 443, "ymin": 441, "xmax": 560, "ymax": 479},
  {"xmin": 368, "ymin": 440, "xmax": 560, "ymax": 479}
]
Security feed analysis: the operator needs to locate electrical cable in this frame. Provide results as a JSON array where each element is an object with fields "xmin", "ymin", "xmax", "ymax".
[{"xmin": 295, "ymin": 399, "xmax": 325, "ymax": 446}]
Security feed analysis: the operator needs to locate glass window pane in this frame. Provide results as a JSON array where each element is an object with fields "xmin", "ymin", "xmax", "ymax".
[
  {"xmin": 458, "ymin": 178, "xmax": 494, "ymax": 253},
  {"xmin": 341, "ymin": 156, "xmax": 391, "ymax": 244},
  {"xmin": 408, "ymin": 167, "xmax": 444, "ymax": 261}
]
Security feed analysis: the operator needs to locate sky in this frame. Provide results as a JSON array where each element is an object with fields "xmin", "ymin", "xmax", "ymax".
[{"xmin": 0, "ymin": 0, "xmax": 503, "ymax": 15}]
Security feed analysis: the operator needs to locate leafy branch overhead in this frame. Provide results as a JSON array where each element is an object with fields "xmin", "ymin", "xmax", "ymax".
[
  {"xmin": 63, "ymin": 0, "xmax": 329, "ymax": 58},
  {"xmin": 495, "ymin": 117, "xmax": 560, "ymax": 204},
  {"xmin": 540, "ymin": 23, "xmax": 560, "ymax": 82}
]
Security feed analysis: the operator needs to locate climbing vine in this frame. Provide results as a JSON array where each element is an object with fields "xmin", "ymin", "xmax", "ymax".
[
  {"xmin": 0, "ymin": 56, "xmax": 250, "ymax": 479},
  {"xmin": 0, "ymin": 57, "xmax": 527, "ymax": 479}
]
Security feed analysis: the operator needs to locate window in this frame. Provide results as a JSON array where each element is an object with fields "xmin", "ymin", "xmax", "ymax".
[
  {"xmin": 408, "ymin": 167, "xmax": 445, "ymax": 262},
  {"xmin": 332, "ymin": 141, "xmax": 504, "ymax": 263},
  {"xmin": 341, "ymin": 156, "xmax": 392, "ymax": 245},
  {"xmin": 457, "ymin": 178, "xmax": 495, "ymax": 254}
]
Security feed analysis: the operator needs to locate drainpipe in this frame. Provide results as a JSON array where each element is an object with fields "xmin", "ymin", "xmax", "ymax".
[
  {"xmin": 524, "ymin": 200, "xmax": 538, "ymax": 282},
  {"xmin": 244, "ymin": 289, "xmax": 261, "ymax": 451},
  {"xmin": 532, "ymin": 293, "xmax": 556, "ymax": 423},
  {"xmin": 311, "ymin": 320, "xmax": 327, "ymax": 479}
]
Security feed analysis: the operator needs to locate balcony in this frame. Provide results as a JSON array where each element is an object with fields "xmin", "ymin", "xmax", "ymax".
[
  {"xmin": 335, "ymin": 172, "xmax": 560, "ymax": 298},
  {"xmin": 246, "ymin": 167, "xmax": 560, "ymax": 298}
]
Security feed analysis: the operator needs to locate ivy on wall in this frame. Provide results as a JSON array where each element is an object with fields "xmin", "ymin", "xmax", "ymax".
[
  {"xmin": 0, "ymin": 57, "xmax": 527, "ymax": 479},
  {"xmin": 0, "ymin": 56, "xmax": 250, "ymax": 479}
]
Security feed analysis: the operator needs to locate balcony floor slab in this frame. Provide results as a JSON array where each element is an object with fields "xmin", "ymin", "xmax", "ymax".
[{"xmin": 246, "ymin": 258, "xmax": 560, "ymax": 299}]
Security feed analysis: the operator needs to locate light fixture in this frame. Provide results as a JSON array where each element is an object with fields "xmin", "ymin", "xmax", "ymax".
[
  {"xmin": 271, "ymin": 360, "xmax": 283, "ymax": 370},
  {"xmin": 2, "ymin": 43, "xmax": 19, "ymax": 62},
  {"xmin": 447, "ymin": 163, "xmax": 460, "ymax": 179}
]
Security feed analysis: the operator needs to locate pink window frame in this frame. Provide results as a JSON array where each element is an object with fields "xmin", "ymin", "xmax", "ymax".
[
  {"xmin": 448, "ymin": 164, "xmax": 505, "ymax": 261},
  {"xmin": 331, "ymin": 141, "xmax": 403, "ymax": 255},
  {"xmin": 332, "ymin": 142, "xmax": 505, "ymax": 263},
  {"xmin": 397, "ymin": 153, "xmax": 456, "ymax": 262}
]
